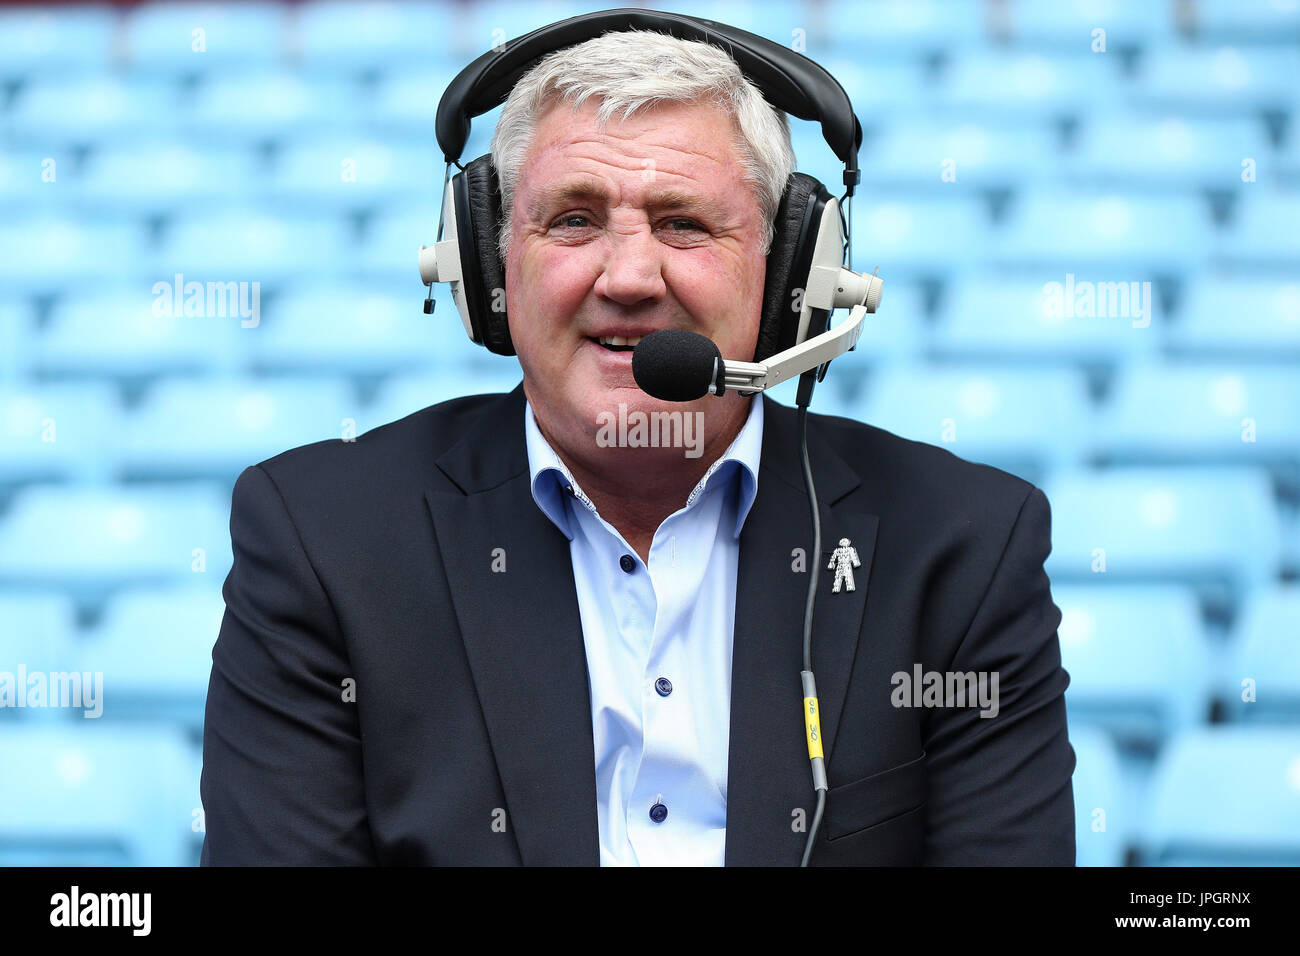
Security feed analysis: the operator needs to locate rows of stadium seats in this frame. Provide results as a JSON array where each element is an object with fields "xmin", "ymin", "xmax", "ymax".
[
  {"xmin": 2, "ymin": 0, "xmax": 1298, "ymax": 865},
  {"xmin": 3, "ymin": 577, "xmax": 1299, "ymax": 865},
  {"xmin": 1, "ymin": 1, "xmax": 1296, "ymax": 76},
  {"xmin": 4, "ymin": 275, "xmax": 1298, "ymax": 379},
  {"xmin": 4, "ymin": 193, "xmax": 1300, "ymax": 291},
  {"xmin": 7, "ymin": 582, "xmax": 1300, "ymax": 734}
]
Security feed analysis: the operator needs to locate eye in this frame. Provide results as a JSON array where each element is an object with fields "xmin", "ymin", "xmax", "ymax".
[
  {"xmin": 552, "ymin": 214, "xmax": 591, "ymax": 229},
  {"xmin": 663, "ymin": 218, "xmax": 704, "ymax": 232}
]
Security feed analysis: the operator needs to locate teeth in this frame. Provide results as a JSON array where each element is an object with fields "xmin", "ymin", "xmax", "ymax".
[{"xmin": 598, "ymin": 335, "xmax": 644, "ymax": 346}]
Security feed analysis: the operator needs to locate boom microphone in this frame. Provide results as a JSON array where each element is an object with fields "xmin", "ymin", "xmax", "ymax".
[{"xmin": 631, "ymin": 330, "xmax": 724, "ymax": 401}]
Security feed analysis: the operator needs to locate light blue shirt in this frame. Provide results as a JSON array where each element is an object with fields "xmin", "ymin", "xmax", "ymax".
[{"xmin": 524, "ymin": 396, "xmax": 764, "ymax": 866}]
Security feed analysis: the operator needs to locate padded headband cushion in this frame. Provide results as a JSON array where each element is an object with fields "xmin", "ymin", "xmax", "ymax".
[
  {"xmin": 754, "ymin": 172, "xmax": 819, "ymax": 363},
  {"xmin": 460, "ymin": 154, "xmax": 515, "ymax": 356}
]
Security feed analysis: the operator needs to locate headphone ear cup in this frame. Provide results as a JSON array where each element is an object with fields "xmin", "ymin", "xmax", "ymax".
[
  {"xmin": 456, "ymin": 155, "xmax": 515, "ymax": 356},
  {"xmin": 756, "ymin": 172, "xmax": 830, "ymax": 363}
]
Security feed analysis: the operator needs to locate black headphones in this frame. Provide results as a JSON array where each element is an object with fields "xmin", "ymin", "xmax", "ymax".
[{"xmin": 418, "ymin": 7, "xmax": 864, "ymax": 366}]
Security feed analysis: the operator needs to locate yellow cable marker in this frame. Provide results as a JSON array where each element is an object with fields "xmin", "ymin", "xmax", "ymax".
[{"xmin": 804, "ymin": 695, "xmax": 824, "ymax": 760}]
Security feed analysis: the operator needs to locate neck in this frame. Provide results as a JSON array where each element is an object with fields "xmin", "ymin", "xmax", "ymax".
[{"xmin": 532, "ymin": 393, "xmax": 754, "ymax": 564}]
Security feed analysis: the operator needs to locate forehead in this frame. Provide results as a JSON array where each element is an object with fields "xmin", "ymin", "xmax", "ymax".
[{"xmin": 515, "ymin": 97, "xmax": 751, "ymax": 208}]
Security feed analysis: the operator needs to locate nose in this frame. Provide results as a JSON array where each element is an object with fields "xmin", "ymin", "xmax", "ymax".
[{"xmin": 593, "ymin": 225, "xmax": 667, "ymax": 307}]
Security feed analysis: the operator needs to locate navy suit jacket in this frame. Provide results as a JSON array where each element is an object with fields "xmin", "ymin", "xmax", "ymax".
[{"xmin": 200, "ymin": 382, "xmax": 1076, "ymax": 865}]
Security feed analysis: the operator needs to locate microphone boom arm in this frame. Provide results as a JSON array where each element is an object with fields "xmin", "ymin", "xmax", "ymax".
[{"xmin": 716, "ymin": 302, "xmax": 872, "ymax": 395}]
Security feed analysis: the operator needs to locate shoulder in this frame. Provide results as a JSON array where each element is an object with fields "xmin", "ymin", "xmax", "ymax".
[
  {"xmin": 799, "ymin": 404, "xmax": 1044, "ymax": 534},
  {"xmin": 242, "ymin": 390, "xmax": 509, "ymax": 502}
]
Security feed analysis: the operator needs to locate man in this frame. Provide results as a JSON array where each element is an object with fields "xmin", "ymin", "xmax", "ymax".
[{"xmin": 201, "ymin": 28, "xmax": 1075, "ymax": 866}]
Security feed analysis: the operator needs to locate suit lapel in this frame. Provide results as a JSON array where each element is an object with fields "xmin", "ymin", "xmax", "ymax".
[
  {"xmin": 425, "ymin": 384, "xmax": 600, "ymax": 865},
  {"xmin": 724, "ymin": 395, "xmax": 879, "ymax": 865}
]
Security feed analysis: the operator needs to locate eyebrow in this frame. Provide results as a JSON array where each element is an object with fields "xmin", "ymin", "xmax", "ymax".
[{"xmin": 525, "ymin": 178, "xmax": 721, "ymax": 222}]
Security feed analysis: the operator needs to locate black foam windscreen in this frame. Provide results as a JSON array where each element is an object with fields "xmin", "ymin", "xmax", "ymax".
[{"xmin": 632, "ymin": 329, "xmax": 721, "ymax": 402}]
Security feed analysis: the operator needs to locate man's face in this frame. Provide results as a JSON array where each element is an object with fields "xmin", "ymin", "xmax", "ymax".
[{"xmin": 504, "ymin": 96, "xmax": 767, "ymax": 463}]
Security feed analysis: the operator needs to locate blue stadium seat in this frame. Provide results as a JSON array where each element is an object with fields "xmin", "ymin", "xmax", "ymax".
[
  {"xmin": 0, "ymin": 592, "xmax": 79, "ymax": 724},
  {"xmin": 1069, "ymin": 726, "xmax": 1130, "ymax": 867},
  {"xmin": 367, "ymin": 65, "xmax": 466, "ymax": 133},
  {"xmin": 1143, "ymin": 727, "xmax": 1300, "ymax": 865},
  {"xmin": 1132, "ymin": 46, "xmax": 1299, "ymax": 112},
  {"xmin": 183, "ymin": 71, "xmax": 363, "ymax": 142},
  {"xmin": 462, "ymin": 2, "xmax": 608, "ymax": 58},
  {"xmin": 811, "ymin": 58, "xmax": 931, "ymax": 123},
  {"xmin": 1224, "ymin": 584, "xmax": 1300, "ymax": 722},
  {"xmin": 298, "ymin": 0, "xmax": 460, "ymax": 71},
  {"xmin": 0, "ymin": 726, "xmax": 201, "ymax": 866},
  {"xmin": 0, "ymin": 484, "xmax": 232, "ymax": 593},
  {"xmin": 254, "ymin": 285, "xmax": 441, "ymax": 374},
  {"xmin": 359, "ymin": 206, "xmax": 445, "ymax": 282},
  {"xmin": 75, "ymin": 139, "xmax": 262, "ymax": 214},
  {"xmin": 0, "ymin": 300, "xmax": 30, "ymax": 380},
  {"xmin": 155, "ymin": 209, "xmax": 353, "ymax": 286},
  {"xmin": 124, "ymin": 1, "xmax": 287, "ymax": 74},
  {"xmin": 122, "ymin": 377, "xmax": 367, "ymax": 477},
  {"xmin": 1096, "ymin": 363, "xmax": 1300, "ymax": 467},
  {"xmin": 838, "ymin": 279, "xmax": 927, "ymax": 365},
  {"xmin": 1218, "ymin": 193, "xmax": 1300, "ymax": 266},
  {"xmin": 1042, "ymin": 466, "xmax": 1281, "ymax": 595},
  {"xmin": 1284, "ymin": 125, "xmax": 1300, "ymax": 179},
  {"xmin": 1000, "ymin": 0, "xmax": 1173, "ymax": 49},
  {"xmin": 1055, "ymin": 583, "xmax": 1212, "ymax": 744},
  {"xmin": 934, "ymin": 53, "xmax": 1125, "ymax": 120},
  {"xmin": 265, "ymin": 136, "xmax": 435, "ymax": 211},
  {"xmin": 0, "ymin": 219, "xmax": 151, "ymax": 294},
  {"xmin": 0, "ymin": 6, "xmax": 117, "ymax": 80},
  {"xmin": 860, "ymin": 120, "xmax": 1062, "ymax": 189},
  {"xmin": 37, "ymin": 287, "xmax": 244, "ymax": 380},
  {"xmin": 849, "ymin": 196, "xmax": 991, "ymax": 278},
  {"xmin": 1170, "ymin": 277, "xmax": 1300, "ymax": 360},
  {"xmin": 993, "ymin": 191, "xmax": 1213, "ymax": 271},
  {"xmin": 855, "ymin": 362, "xmax": 1091, "ymax": 477},
  {"xmin": 932, "ymin": 275, "xmax": 1160, "ymax": 366},
  {"xmin": 368, "ymin": 368, "xmax": 523, "ymax": 429},
  {"xmin": 0, "ymin": 148, "xmax": 75, "ymax": 215},
  {"xmin": 1189, "ymin": 0, "xmax": 1300, "ymax": 41},
  {"xmin": 5, "ymin": 75, "xmax": 180, "ymax": 146},
  {"xmin": 78, "ymin": 585, "xmax": 224, "ymax": 731},
  {"xmin": 1066, "ymin": 115, "xmax": 1274, "ymax": 188},
  {"xmin": 824, "ymin": 0, "xmax": 985, "ymax": 55},
  {"xmin": 0, "ymin": 383, "xmax": 124, "ymax": 483}
]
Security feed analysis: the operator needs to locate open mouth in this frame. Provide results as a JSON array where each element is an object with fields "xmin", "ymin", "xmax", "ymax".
[{"xmin": 589, "ymin": 334, "xmax": 645, "ymax": 353}]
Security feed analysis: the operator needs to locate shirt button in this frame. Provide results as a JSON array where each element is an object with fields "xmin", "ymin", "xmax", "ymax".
[
  {"xmin": 564, "ymin": 483, "xmax": 575, "ymax": 496},
  {"xmin": 619, "ymin": 554, "xmax": 636, "ymax": 573},
  {"xmin": 655, "ymin": 677, "xmax": 672, "ymax": 697},
  {"xmin": 649, "ymin": 802, "xmax": 668, "ymax": 823}
]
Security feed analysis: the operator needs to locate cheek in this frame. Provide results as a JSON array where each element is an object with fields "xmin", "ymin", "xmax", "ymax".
[
  {"xmin": 668, "ymin": 248, "xmax": 766, "ymax": 332},
  {"xmin": 510, "ymin": 242, "xmax": 598, "ymax": 327}
]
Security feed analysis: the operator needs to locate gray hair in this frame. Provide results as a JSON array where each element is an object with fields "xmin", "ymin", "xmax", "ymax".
[{"xmin": 489, "ymin": 28, "xmax": 796, "ymax": 262}]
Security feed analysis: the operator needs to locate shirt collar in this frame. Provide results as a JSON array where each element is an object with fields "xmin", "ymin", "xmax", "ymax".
[{"xmin": 525, "ymin": 395, "xmax": 764, "ymax": 542}]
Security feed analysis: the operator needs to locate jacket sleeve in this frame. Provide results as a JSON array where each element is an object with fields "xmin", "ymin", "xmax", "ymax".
[
  {"xmin": 201, "ymin": 464, "xmax": 376, "ymax": 865},
  {"xmin": 922, "ymin": 485, "xmax": 1077, "ymax": 864}
]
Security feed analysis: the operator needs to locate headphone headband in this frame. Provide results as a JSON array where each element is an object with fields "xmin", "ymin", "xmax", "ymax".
[{"xmin": 434, "ymin": 7, "xmax": 861, "ymax": 190}]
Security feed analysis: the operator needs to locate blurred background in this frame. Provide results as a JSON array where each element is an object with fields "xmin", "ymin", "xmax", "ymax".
[{"xmin": 0, "ymin": 0, "xmax": 1298, "ymax": 866}]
